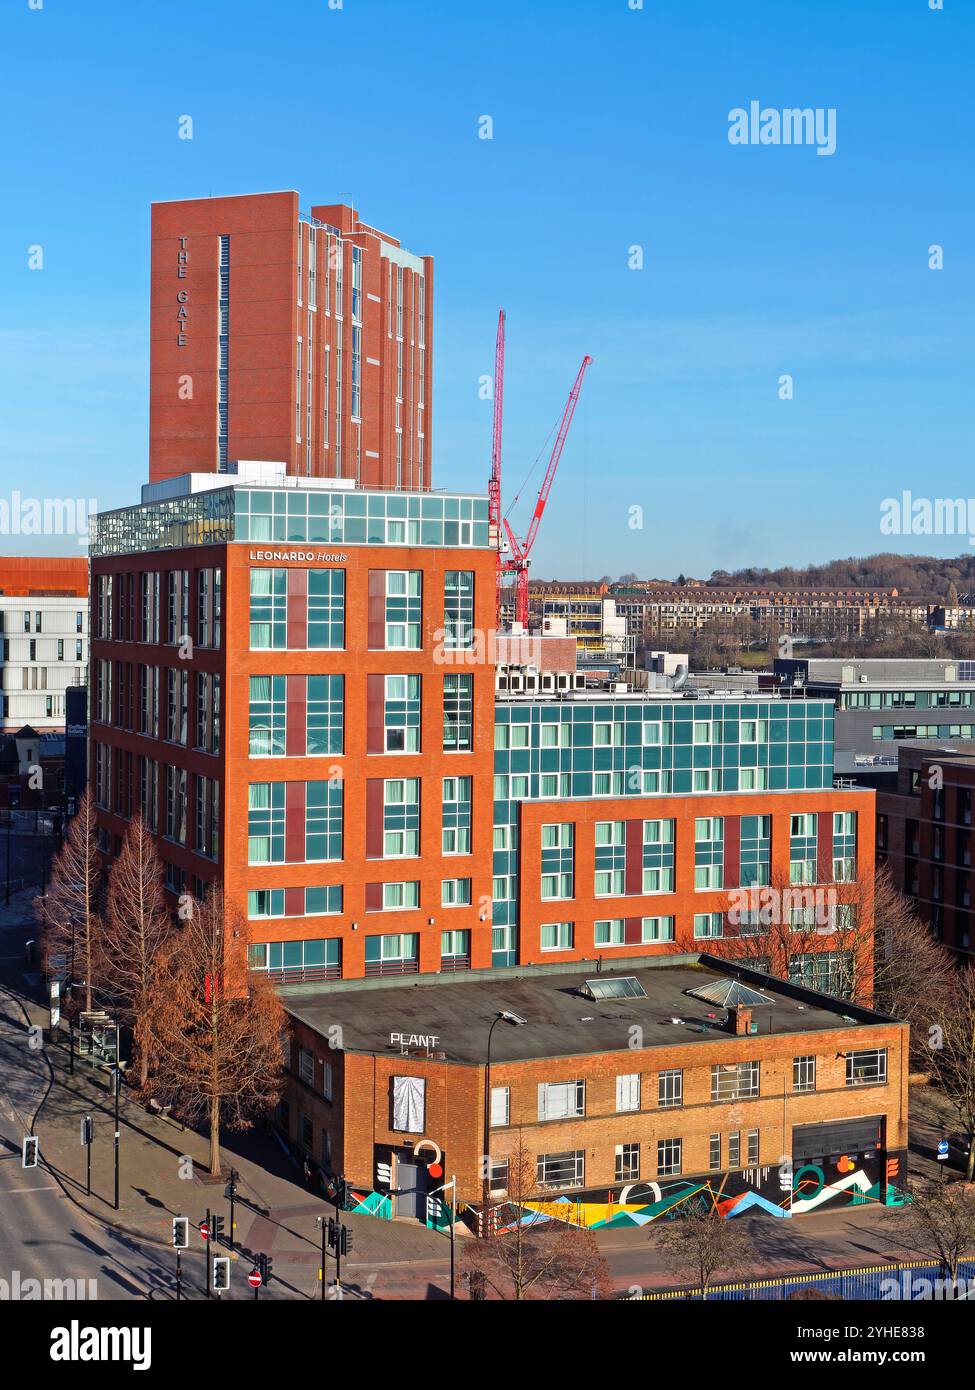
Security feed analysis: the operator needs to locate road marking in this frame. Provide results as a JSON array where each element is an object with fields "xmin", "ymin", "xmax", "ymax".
[{"xmin": 0, "ymin": 1184, "xmax": 60, "ymax": 1194}]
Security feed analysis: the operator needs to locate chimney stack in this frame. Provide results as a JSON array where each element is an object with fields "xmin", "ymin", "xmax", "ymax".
[{"xmin": 729, "ymin": 1006, "xmax": 753, "ymax": 1036}]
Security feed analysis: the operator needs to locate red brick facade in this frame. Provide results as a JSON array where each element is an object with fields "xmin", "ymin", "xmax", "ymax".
[
  {"xmin": 517, "ymin": 789, "xmax": 875, "ymax": 969},
  {"xmin": 283, "ymin": 993, "xmax": 908, "ymax": 1209},
  {"xmin": 150, "ymin": 192, "xmax": 433, "ymax": 489},
  {"xmin": 90, "ymin": 537, "xmax": 497, "ymax": 978}
]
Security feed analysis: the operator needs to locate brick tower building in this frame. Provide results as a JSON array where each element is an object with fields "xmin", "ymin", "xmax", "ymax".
[{"xmin": 150, "ymin": 192, "xmax": 433, "ymax": 489}]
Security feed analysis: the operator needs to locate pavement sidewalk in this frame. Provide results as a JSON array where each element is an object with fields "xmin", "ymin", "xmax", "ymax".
[{"xmin": 28, "ymin": 1031, "xmax": 455, "ymax": 1299}]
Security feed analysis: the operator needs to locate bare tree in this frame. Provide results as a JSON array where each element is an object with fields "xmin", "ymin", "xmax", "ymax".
[
  {"xmin": 719, "ymin": 864, "xmax": 874, "ymax": 1003},
  {"xmin": 896, "ymin": 1178, "xmax": 975, "ymax": 1279},
  {"xmin": 463, "ymin": 1135, "xmax": 614, "ymax": 1300},
  {"xmin": 652, "ymin": 1203, "xmax": 754, "ymax": 1298},
  {"xmin": 149, "ymin": 888, "xmax": 287, "ymax": 1175},
  {"xmin": 100, "ymin": 815, "xmax": 174, "ymax": 1091},
  {"xmin": 927, "ymin": 964, "xmax": 975, "ymax": 1182},
  {"xmin": 34, "ymin": 789, "xmax": 102, "ymax": 1012},
  {"xmin": 718, "ymin": 863, "xmax": 953, "ymax": 1030},
  {"xmin": 870, "ymin": 867, "xmax": 957, "ymax": 1065}
]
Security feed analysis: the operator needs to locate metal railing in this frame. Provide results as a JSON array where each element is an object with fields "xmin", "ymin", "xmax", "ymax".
[{"xmin": 631, "ymin": 1258, "xmax": 975, "ymax": 1301}]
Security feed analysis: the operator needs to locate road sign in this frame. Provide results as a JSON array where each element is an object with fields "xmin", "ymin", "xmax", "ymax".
[
  {"xmin": 937, "ymin": 1139, "xmax": 950, "ymax": 1161},
  {"xmin": 22, "ymin": 1136, "xmax": 39, "ymax": 1168},
  {"xmin": 248, "ymin": 1268, "xmax": 262, "ymax": 1288},
  {"xmin": 199, "ymin": 1220, "xmax": 210, "ymax": 1240},
  {"xmin": 49, "ymin": 981, "xmax": 60, "ymax": 1030}
]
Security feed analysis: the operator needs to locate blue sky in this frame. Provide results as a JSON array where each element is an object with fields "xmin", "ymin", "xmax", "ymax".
[{"xmin": 1, "ymin": 0, "xmax": 972, "ymax": 578}]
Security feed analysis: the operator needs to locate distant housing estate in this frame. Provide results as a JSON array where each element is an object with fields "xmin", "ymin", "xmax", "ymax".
[{"xmin": 528, "ymin": 580, "xmax": 974, "ymax": 644}]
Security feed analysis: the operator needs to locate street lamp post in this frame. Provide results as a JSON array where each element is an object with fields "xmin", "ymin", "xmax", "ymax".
[
  {"xmin": 429, "ymin": 1174, "xmax": 458, "ymax": 1298},
  {"xmin": 68, "ymin": 921, "xmax": 76, "ymax": 1077},
  {"xmin": 482, "ymin": 1011, "xmax": 527, "ymax": 1234},
  {"xmin": 113, "ymin": 1063, "xmax": 120, "ymax": 1212}
]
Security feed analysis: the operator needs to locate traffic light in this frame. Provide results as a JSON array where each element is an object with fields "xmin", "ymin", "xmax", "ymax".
[
  {"xmin": 210, "ymin": 1214, "xmax": 225, "ymax": 1243},
  {"xmin": 22, "ymin": 1136, "xmax": 39, "ymax": 1169},
  {"xmin": 223, "ymin": 1169, "xmax": 238, "ymax": 1201},
  {"xmin": 340, "ymin": 1226, "xmax": 353, "ymax": 1257},
  {"xmin": 172, "ymin": 1217, "xmax": 189, "ymax": 1250},
  {"xmin": 324, "ymin": 1173, "xmax": 347, "ymax": 1206},
  {"xmin": 326, "ymin": 1217, "xmax": 337, "ymax": 1251},
  {"xmin": 212, "ymin": 1257, "xmax": 231, "ymax": 1293},
  {"xmin": 258, "ymin": 1253, "xmax": 273, "ymax": 1285}
]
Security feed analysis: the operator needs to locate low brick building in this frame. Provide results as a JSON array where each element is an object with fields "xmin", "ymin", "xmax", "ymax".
[{"xmin": 279, "ymin": 953, "xmax": 908, "ymax": 1228}]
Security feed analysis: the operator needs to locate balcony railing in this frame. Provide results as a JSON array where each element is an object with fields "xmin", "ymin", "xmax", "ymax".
[
  {"xmin": 440, "ymin": 954, "xmax": 471, "ymax": 973},
  {"xmin": 365, "ymin": 958, "xmax": 419, "ymax": 978},
  {"xmin": 263, "ymin": 963, "xmax": 342, "ymax": 985}
]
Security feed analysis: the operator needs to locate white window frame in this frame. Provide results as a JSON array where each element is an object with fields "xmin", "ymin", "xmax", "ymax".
[{"xmin": 615, "ymin": 1073, "xmax": 640, "ymax": 1113}]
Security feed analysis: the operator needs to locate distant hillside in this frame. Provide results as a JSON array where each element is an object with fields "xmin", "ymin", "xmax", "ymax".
[
  {"xmin": 704, "ymin": 554, "xmax": 975, "ymax": 602},
  {"xmin": 534, "ymin": 555, "xmax": 975, "ymax": 603}
]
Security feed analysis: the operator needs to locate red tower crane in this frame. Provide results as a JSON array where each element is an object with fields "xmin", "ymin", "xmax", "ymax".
[
  {"xmin": 501, "ymin": 353, "xmax": 593, "ymax": 629},
  {"xmin": 487, "ymin": 309, "xmax": 505, "ymax": 620}
]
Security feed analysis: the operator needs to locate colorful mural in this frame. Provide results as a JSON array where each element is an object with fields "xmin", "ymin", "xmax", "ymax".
[
  {"xmin": 346, "ymin": 1151, "xmax": 910, "ymax": 1231},
  {"xmin": 499, "ymin": 1153, "xmax": 910, "ymax": 1231},
  {"xmin": 349, "ymin": 1188, "xmax": 393, "ymax": 1220}
]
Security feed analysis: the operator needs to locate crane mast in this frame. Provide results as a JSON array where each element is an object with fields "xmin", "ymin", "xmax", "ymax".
[
  {"xmin": 501, "ymin": 354, "xmax": 592, "ymax": 629},
  {"xmin": 488, "ymin": 310, "xmax": 505, "ymax": 622}
]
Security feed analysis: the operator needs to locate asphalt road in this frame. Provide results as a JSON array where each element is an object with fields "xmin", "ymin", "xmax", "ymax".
[
  {"xmin": 0, "ymin": 978, "xmax": 176, "ymax": 1300},
  {"xmin": 0, "ymin": 822, "xmax": 58, "ymax": 902},
  {"xmin": 0, "ymin": 904, "xmax": 277, "ymax": 1303}
]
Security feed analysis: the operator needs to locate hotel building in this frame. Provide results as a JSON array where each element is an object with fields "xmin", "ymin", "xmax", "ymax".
[
  {"xmin": 89, "ymin": 467, "xmax": 874, "ymax": 996},
  {"xmin": 90, "ymin": 465, "xmax": 496, "ymax": 980},
  {"xmin": 150, "ymin": 192, "xmax": 432, "ymax": 490}
]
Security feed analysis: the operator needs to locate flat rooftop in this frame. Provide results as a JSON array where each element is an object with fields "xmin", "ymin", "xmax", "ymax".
[
  {"xmin": 280, "ymin": 954, "xmax": 896, "ymax": 1065},
  {"xmin": 495, "ymin": 688, "xmax": 834, "ymax": 706},
  {"xmin": 826, "ymin": 681, "xmax": 974, "ymax": 691},
  {"xmin": 895, "ymin": 740, "xmax": 975, "ymax": 767}
]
